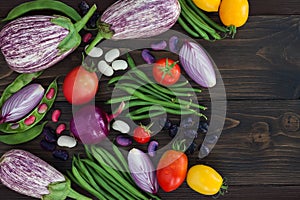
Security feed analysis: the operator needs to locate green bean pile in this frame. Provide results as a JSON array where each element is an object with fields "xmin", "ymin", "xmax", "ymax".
[
  {"xmin": 178, "ymin": 0, "xmax": 236, "ymax": 40},
  {"xmin": 67, "ymin": 145, "xmax": 160, "ymax": 200},
  {"xmin": 107, "ymin": 54, "xmax": 207, "ymax": 121}
]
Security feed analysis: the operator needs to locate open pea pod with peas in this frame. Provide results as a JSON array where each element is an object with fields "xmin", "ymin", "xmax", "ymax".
[{"xmin": 0, "ymin": 72, "xmax": 58, "ymax": 144}]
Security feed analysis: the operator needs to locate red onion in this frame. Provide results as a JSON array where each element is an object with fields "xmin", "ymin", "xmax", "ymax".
[
  {"xmin": 128, "ymin": 148, "xmax": 159, "ymax": 194},
  {"xmin": 179, "ymin": 41, "xmax": 216, "ymax": 88},
  {"xmin": 0, "ymin": 84, "xmax": 44, "ymax": 124},
  {"xmin": 70, "ymin": 102, "xmax": 124, "ymax": 144}
]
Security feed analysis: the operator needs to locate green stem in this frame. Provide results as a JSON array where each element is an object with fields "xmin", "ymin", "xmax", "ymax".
[
  {"xmin": 74, "ymin": 4, "xmax": 97, "ymax": 32},
  {"xmin": 86, "ymin": 22, "xmax": 114, "ymax": 54},
  {"xmin": 85, "ymin": 31, "xmax": 104, "ymax": 54},
  {"xmin": 68, "ymin": 188, "xmax": 92, "ymax": 200}
]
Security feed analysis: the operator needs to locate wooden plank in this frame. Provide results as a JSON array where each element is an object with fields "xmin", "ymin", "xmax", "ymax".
[
  {"xmin": 1, "ymin": 100, "xmax": 300, "ymax": 184},
  {"xmin": 1, "ymin": 15, "xmax": 299, "ymax": 101},
  {"xmin": 0, "ymin": 0, "xmax": 299, "ymax": 17}
]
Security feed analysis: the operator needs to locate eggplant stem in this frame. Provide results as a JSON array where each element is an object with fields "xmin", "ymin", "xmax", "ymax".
[{"xmin": 74, "ymin": 4, "xmax": 97, "ymax": 32}]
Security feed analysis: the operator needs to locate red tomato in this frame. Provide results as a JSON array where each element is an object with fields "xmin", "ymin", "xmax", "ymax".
[
  {"xmin": 133, "ymin": 125, "xmax": 151, "ymax": 144},
  {"xmin": 63, "ymin": 66, "xmax": 98, "ymax": 105},
  {"xmin": 156, "ymin": 150, "xmax": 188, "ymax": 192},
  {"xmin": 153, "ymin": 58, "xmax": 181, "ymax": 86}
]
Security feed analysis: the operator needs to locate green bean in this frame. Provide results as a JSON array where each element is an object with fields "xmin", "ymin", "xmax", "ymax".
[
  {"xmin": 72, "ymin": 161, "xmax": 107, "ymax": 200},
  {"xmin": 0, "ymin": 79, "xmax": 58, "ymax": 133},
  {"xmin": 89, "ymin": 149, "xmax": 148, "ymax": 200},
  {"xmin": 186, "ymin": 0, "xmax": 229, "ymax": 33},
  {"xmin": 0, "ymin": 121, "xmax": 47, "ymax": 145},
  {"xmin": 108, "ymin": 75, "xmax": 122, "ymax": 85},
  {"xmin": 116, "ymin": 86, "xmax": 194, "ymax": 111},
  {"xmin": 118, "ymin": 83, "xmax": 173, "ymax": 102},
  {"xmin": 2, "ymin": 0, "xmax": 82, "ymax": 22},
  {"xmin": 85, "ymin": 164, "xmax": 129, "ymax": 200},
  {"xmin": 126, "ymin": 53, "xmax": 137, "ymax": 69},
  {"xmin": 74, "ymin": 157, "xmax": 105, "ymax": 197},
  {"xmin": 179, "ymin": 0, "xmax": 217, "ymax": 34},
  {"xmin": 107, "ymin": 95, "xmax": 138, "ymax": 104},
  {"xmin": 171, "ymin": 87, "xmax": 202, "ymax": 93},
  {"xmin": 128, "ymin": 105, "xmax": 202, "ymax": 116},
  {"xmin": 169, "ymin": 80, "xmax": 189, "ymax": 88},
  {"xmin": 111, "ymin": 74, "xmax": 173, "ymax": 101},
  {"xmin": 129, "ymin": 110, "xmax": 167, "ymax": 121},
  {"xmin": 91, "ymin": 146, "xmax": 134, "ymax": 184},
  {"xmin": 82, "ymin": 159, "xmax": 149, "ymax": 200},
  {"xmin": 180, "ymin": 0, "xmax": 222, "ymax": 40},
  {"xmin": 0, "ymin": 71, "xmax": 43, "ymax": 107},
  {"xmin": 84, "ymin": 145, "xmax": 95, "ymax": 161},
  {"xmin": 123, "ymin": 100, "xmax": 154, "ymax": 110},
  {"xmin": 178, "ymin": 16, "xmax": 200, "ymax": 38},
  {"xmin": 112, "ymin": 145, "xmax": 131, "ymax": 177},
  {"xmin": 180, "ymin": 6, "xmax": 210, "ymax": 40}
]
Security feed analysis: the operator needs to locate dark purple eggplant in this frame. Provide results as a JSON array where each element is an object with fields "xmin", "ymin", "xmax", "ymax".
[{"xmin": 0, "ymin": 5, "xmax": 97, "ymax": 73}]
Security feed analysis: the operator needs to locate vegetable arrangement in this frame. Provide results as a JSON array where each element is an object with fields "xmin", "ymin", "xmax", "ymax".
[{"xmin": 0, "ymin": 0, "xmax": 232, "ymax": 199}]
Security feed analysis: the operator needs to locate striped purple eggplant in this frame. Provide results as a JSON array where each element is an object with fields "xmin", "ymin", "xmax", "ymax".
[
  {"xmin": 86, "ymin": 0, "xmax": 181, "ymax": 53},
  {"xmin": 0, "ymin": 149, "xmax": 65, "ymax": 198},
  {"xmin": 0, "ymin": 149, "xmax": 91, "ymax": 199},
  {"xmin": 0, "ymin": 5, "xmax": 96, "ymax": 73},
  {"xmin": 101, "ymin": 0, "xmax": 181, "ymax": 40}
]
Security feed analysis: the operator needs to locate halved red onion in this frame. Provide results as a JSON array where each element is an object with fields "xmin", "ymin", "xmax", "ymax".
[
  {"xmin": 128, "ymin": 148, "xmax": 159, "ymax": 194},
  {"xmin": 0, "ymin": 84, "xmax": 44, "ymax": 124},
  {"xmin": 179, "ymin": 41, "xmax": 216, "ymax": 88}
]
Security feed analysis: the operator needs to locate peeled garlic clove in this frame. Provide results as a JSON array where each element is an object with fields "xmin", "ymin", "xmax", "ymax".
[
  {"xmin": 112, "ymin": 60, "xmax": 128, "ymax": 70},
  {"xmin": 105, "ymin": 48, "xmax": 120, "ymax": 62}
]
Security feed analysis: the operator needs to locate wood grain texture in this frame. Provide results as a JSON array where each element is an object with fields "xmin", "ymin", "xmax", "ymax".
[{"xmin": 0, "ymin": 0, "xmax": 300, "ymax": 199}]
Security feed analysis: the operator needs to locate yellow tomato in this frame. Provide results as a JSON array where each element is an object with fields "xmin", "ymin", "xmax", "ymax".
[
  {"xmin": 219, "ymin": 0, "xmax": 249, "ymax": 27},
  {"xmin": 186, "ymin": 165, "xmax": 225, "ymax": 195},
  {"xmin": 192, "ymin": 0, "xmax": 221, "ymax": 12}
]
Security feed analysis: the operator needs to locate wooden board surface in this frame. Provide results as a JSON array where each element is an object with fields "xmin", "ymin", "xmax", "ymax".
[{"xmin": 0, "ymin": 0, "xmax": 300, "ymax": 200}]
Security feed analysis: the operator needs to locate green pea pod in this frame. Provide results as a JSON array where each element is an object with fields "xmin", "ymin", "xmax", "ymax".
[
  {"xmin": 0, "ymin": 71, "xmax": 43, "ymax": 107},
  {"xmin": 0, "ymin": 79, "xmax": 57, "ymax": 134},
  {"xmin": 0, "ymin": 121, "xmax": 47, "ymax": 145},
  {"xmin": 1, "ymin": 0, "xmax": 82, "ymax": 22}
]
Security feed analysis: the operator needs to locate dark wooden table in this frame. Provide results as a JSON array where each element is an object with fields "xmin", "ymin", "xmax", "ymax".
[{"xmin": 1, "ymin": 0, "xmax": 300, "ymax": 199}]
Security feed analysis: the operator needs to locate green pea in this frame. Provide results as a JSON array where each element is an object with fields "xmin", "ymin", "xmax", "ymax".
[
  {"xmin": 0, "ymin": 71, "xmax": 43, "ymax": 107},
  {"xmin": 2, "ymin": 0, "xmax": 82, "ymax": 22},
  {"xmin": 0, "ymin": 79, "xmax": 58, "ymax": 134},
  {"xmin": 0, "ymin": 121, "xmax": 47, "ymax": 145}
]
